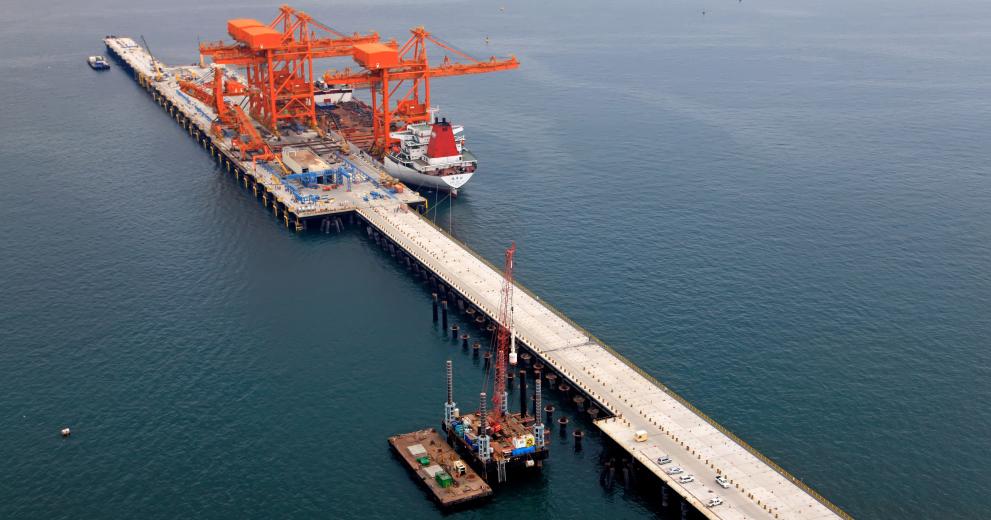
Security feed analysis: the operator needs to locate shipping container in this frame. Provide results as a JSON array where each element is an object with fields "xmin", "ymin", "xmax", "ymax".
[
  {"xmin": 435, "ymin": 471, "xmax": 454, "ymax": 488},
  {"xmin": 511, "ymin": 446, "xmax": 536, "ymax": 457}
]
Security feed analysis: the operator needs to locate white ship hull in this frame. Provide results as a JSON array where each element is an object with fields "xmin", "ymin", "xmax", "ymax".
[
  {"xmin": 384, "ymin": 156, "xmax": 475, "ymax": 192},
  {"xmin": 314, "ymin": 88, "xmax": 353, "ymax": 107}
]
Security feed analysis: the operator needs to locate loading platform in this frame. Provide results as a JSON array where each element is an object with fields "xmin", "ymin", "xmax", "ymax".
[
  {"xmin": 105, "ymin": 36, "xmax": 851, "ymax": 520},
  {"xmin": 389, "ymin": 428, "xmax": 493, "ymax": 509},
  {"xmin": 104, "ymin": 36, "xmax": 424, "ymax": 233}
]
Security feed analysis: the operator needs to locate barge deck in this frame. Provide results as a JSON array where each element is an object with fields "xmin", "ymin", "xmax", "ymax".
[{"xmin": 389, "ymin": 428, "xmax": 493, "ymax": 509}]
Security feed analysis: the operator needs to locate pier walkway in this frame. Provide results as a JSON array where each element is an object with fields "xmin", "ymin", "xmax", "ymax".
[{"xmin": 106, "ymin": 36, "xmax": 849, "ymax": 520}]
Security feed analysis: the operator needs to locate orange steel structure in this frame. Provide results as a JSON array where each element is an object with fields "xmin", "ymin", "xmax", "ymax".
[
  {"xmin": 178, "ymin": 71, "xmax": 236, "ymax": 127},
  {"xmin": 323, "ymin": 27, "xmax": 519, "ymax": 154},
  {"xmin": 199, "ymin": 5, "xmax": 378, "ymax": 133},
  {"xmin": 178, "ymin": 70, "xmax": 273, "ymax": 164}
]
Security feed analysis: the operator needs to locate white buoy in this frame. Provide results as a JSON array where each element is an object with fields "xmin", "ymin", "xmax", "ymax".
[{"xmin": 61, "ymin": 427, "xmax": 71, "ymax": 438}]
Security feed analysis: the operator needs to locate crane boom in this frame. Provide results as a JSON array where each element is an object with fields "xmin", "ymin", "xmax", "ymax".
[
  {"xmin": 323, "ymin": 56, "xmax": 519, "ymax": 85},
  {"xmin": 322, "ymin": 26, "xmax": 519, "ymax": 154},
  {"xmin": 492, "ymin": 242, "xmax": 516, "ymax": 417}
]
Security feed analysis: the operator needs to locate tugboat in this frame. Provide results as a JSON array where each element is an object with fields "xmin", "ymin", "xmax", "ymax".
[
  {"xmin": 383, "ymin": 117, "xmax": 477, "ymax": 195},
  {"xmin": 87, "ymin": 55, "xmax": 110, "ymax": 70}
]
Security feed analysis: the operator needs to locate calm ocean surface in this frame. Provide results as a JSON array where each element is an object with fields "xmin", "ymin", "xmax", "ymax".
[{"xmin": 2, "ymin": 1, "xmax": 989, "ymax": 518}]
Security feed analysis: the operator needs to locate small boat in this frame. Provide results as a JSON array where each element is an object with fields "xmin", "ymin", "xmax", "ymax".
[{"xmin": 87, "ymin": 55, "xmax": 110, "ymax": 70}]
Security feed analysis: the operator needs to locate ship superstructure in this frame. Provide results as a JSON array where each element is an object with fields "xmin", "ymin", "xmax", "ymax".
[{"xmin": 383, "ymin": 118, "xmax": 477, "ymax": 193}]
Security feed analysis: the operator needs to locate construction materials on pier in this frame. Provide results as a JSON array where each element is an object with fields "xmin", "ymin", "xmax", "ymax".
[
  {"xmin": 104, "ymin": 19, "xmax": 850, "ymax": 520},
  {"xmin": 389, "ymin": 428, "xmax": 492, "ymax": 509}
]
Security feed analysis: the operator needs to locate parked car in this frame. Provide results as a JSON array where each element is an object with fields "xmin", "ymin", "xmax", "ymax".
[{"xmin": 715, "ymin": 475, "xmax": 730, "ymax": 488}]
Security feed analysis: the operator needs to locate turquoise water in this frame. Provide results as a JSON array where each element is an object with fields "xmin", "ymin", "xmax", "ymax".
[{"xmin": 2, "ymin": 1, "xmax": 990, "ymax": 518}]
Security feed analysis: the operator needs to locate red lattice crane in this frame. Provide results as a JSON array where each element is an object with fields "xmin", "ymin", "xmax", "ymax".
[
  {"xmin": 323, "ymin": 27, "xmax": 519, "ymax": 154},
  {"xmin": 199, "ymin": 5, "xmax": 379, "ymax": 134},
  {"xmin": 492, "ymin": 242, "xmax": 516, "ymax": 418}
]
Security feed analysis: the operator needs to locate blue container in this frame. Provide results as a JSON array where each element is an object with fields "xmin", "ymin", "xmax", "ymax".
[{"xmin": 511, "ymin": 446, "xmax": 536, "ymax": 457}]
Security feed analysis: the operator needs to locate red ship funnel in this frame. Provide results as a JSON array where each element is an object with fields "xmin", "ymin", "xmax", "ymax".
[{"xmin": 427, "ymin": 120, "xmax": 460, "ymax": 159}]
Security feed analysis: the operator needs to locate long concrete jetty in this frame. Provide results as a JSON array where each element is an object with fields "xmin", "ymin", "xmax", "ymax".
[{"xmin": 105, "ymin": 36, "xmax": 851, "ymax": 520}]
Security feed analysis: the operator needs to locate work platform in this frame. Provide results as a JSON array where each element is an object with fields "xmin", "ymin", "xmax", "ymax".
[
  {"xmin": 389, "ymin": 429, "xmax": 492, "ymax": 509},
  {"xmin": 105, "ymin": 36, "xmax": 850, "ymax": 520}
]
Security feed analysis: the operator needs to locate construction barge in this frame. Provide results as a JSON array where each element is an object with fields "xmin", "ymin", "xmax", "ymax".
[
  {"xmin": 442, "ymin": 353, "xmax": 549, "ymax": 485},
  {"xmin": 103, "ymin": 6, "xmax": 852, "ymax": 519},
  {"xmin": 389, "ymin": 428, "xmax": 492, "ymax": 509}
]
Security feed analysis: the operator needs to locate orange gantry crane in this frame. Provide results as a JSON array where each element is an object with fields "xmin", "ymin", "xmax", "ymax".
[
  {"xmin": 198, "ymin": 5, "xmax": 379, "ymax": 134},
  {"xmin": 323, "ymin": 27, "xmax": 519, "ymax": 154}
]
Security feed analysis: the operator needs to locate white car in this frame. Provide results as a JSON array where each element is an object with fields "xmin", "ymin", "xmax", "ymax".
[
  {"xmin": 678, "ymin": 475, "xmax": 695, "ymax": 484},
  {"xmin": 656, "ymin": 455, "xmax": 672, "ymax": 465},
  {"xmin": 665, "ymin": 466, "xmax": 684, "ymax": 475},
  {"xmin": 707, "ymin": 497, "xmax": 723, "ymax": 507},
  {"xmin": 715, "ymin": 475, "xmax": 730, "ymax": 488}
]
